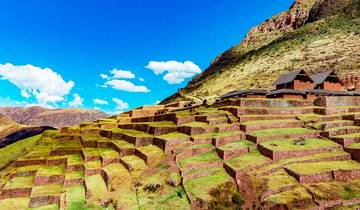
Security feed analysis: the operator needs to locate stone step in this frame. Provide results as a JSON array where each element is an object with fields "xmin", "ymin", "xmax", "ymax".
[
  {"xmin": 315, "ymin": 107, "xmax": 360, "ymax": 115},
  {"xmin": 216, "ymin": 140, "xmax": 254, "ymax": 160},
  {"xmin": 238, "ymin": 115, "xmax": 297, "ymax": 123},
  {"xmin": 313, "ymin": 120, "xmax": 354, "ymax": 130},
  {"xmin": 321, "ymin": 126, "xmax": 360, "ymax": 138},
  {"xmin": 222, "ymin": 107, "xmax": 313, "ymax": 117},
  {"xmin": 241, "ymin": 120, "xmax": 304, "ymax": 133},
  {"xmin": 247, "ymin": 128, "xmax": 318, "ymax": 143}
]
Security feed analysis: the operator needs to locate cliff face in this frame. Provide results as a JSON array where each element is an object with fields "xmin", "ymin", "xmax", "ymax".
[
  {"xmin": 163, "ymin": 0, "xmax": 360, "ymax": 103},
  {"xmin": 0, "ymin": 106, "xmax": 109, "ymax": 129}
]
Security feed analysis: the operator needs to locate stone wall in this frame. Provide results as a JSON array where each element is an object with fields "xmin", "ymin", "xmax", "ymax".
[
  {"xmin": 258, "ymin": 144, "xmax": 342, "ymax": 161},
  {"xmin": 315, "ymin": 96, "xmax": 360, "ymax": 107}
]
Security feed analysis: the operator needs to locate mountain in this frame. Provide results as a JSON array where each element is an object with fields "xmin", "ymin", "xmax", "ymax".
[
  {"xmin": 162, "ymin": 0, "xmax": 360, "ymax": 103},
  {"xmin": 0, "ymin": 106, "xmax": 109, "ymax": 129},
  {"xmin": 0, "ymin": 114, "xmax": 26, "ymax": 140}
]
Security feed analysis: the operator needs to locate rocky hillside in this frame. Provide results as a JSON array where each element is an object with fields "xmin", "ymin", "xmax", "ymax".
[
  {"xmin": 0, "ymin": 114, "xmax": 26, "ymax": 140},
  {"xmin": 0, "ymin": 106, "xmax": 108, "ymax": 129},
  {"xmin": 163, "ymin": 0, "xmax": 360, "ymax": 103}
]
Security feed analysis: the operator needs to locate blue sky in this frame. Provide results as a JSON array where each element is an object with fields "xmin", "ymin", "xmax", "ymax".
[{"xmin": 0, "ymin": 0, "xmax": 293, "ymax": 114}]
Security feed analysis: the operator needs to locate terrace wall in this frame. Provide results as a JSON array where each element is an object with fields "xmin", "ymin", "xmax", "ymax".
[
  {"xmin": 258, "ymin": 144, "xmax": 342, "ymax": 161},
  {"xmin": 285, "ymin": 168, "xmax": 360, "ymax": 184},
  {"xmin": 315, "ymin": 96, "xmax": 360, "ymax": 107}
]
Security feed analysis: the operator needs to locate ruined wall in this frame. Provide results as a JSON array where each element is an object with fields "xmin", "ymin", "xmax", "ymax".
[{"xmin": 343, "ymin": 74, "xmax": 360, "ymax": 90}]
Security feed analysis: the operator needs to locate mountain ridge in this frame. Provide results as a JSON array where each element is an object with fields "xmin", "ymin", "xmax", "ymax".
[{"xmin": 162, "ymin": 0, "xmax": 360, "ymax": 103}]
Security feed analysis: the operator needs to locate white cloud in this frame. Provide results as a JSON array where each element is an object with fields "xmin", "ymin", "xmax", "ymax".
[
  {"xmin": 69, "ymin": 93, "xmax": 83, "ymax": 107},
  {"xmin": 110, "ymin": 69, "xmax": 135, "ymax": 79},
  {"xmin": 139, "ymin": 78, "xmax": 144, "ymax": 82},
  {"xmin": 100, "ymin": 74, "xmax": 109, "ymax": 79},
  {"xmin": 155, "ymin": 100, "xmax": 161, "ymax": 104},
  {"xmin": 93, "ymin": 98, "xmax": 108, "ymax": 105},
  {"xmin": 0, "ymin": 63, "xmax": 74, "ymax": 106},
  {"xmin": 104, "ymin": 80, "xmax": 150, "ymax": 93},
  {"xmin": 21, "ymin": 90, "xmax": 30, "ymax": 98},
  {"xmin": 145, "ymin": 60, "xmax": 201, "ymax": 84},
  {"xmin": 112, "ymin": 98, "xmax": 129, "ymax": 110}
]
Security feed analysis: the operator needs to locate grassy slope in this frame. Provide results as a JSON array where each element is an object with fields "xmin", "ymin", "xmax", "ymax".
[
  {"xmin": 0, "ymin": 134, "xmax": 42, "ymax": 169},
  {"xmin": 165, "ymin": 0, "xmax": 360, "ymax": 102}
]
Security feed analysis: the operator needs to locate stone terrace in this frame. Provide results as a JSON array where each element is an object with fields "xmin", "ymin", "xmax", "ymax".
[{"xmin": 1, "ymin": 97, "xmax": 360, "ymax": 209}]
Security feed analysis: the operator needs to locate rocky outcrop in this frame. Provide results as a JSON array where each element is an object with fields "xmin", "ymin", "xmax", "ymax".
[{"xmin": 0, "ymin": 106, "xmax": 108, "ymax": 129}]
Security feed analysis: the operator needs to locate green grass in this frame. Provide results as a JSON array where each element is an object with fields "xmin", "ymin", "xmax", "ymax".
[
  {"xmin": 82, "ymin": 148, "xmax": 119, "ymax": 158},
  {"xmin": 15, "ymin": 164, "xmax": 43, "ymax": 173},
  {"xmin": 242, "ymin": 119, "xmax": 299, "ymax": 125},
  {"xmin": 225, "ymin": 150, "xmax": 270, "ymax": 170},
  {"xmin": 67, "ymin": 154, "xmax": 83, "ymax": 166},
  {"xmin": 251, "ymin": 127, "xmax": 315, "ymax": 137},
  {"xmin": 3, "ymin": 176, "xmax": 34, "ymax": 189},
  {"xmin": 0, "ymin": 134, "xmax": 42, "ymax": 169},
  {"xmin": 158, "ymin": 132, "xmax": 189, "ymax": 140},
  {"xmin": 85, "ymin": 175, "xmax": 108, "ymax": 199},
  {"xmin": 31, "ymin": 184, "xmax": 63, "ymax": 196},
  {"xmin": 265, "ymin": 186, "xmax": 313, "ymax": 205},
  {"xmin": 65, "ymin": 171, "xmax": 84, "ymax": 180},
  {"xmin": 112, "ymin": 140, "xmax": 135, "ymax": 149},
  {"xmin": 187, "ymin": 143, "xmax": 214, "ymax": 149},
  {"xmin": 334, "ymin": 133, "xmax": 360, "ymax": 138},
  {"xmin": 0, "ymin": 198, "xmax": 30, "ymax": 209},
  {"xmin": 184, "ymin": 168, "xmax": 231, "ymax": 201},
  {"xmin": 260, "ymin": 138, "xmax": 338, "ymax": 151},
  {"xmin": 296, "ymin": 114, "xmax": 323, "ymax": 122},
  {"xmin": 252, "ymin": 151, "xmax": 351, "ymax": 176},
  {"xmin": 175, "ymin": 110, "xmax": 192, "ymax": 116},
  {"xmin": 182, "ymin": 121, "xmax": 209, "ymax": 127},
  {"xmin": 179, "ymin": 151, "xmax": 221, "ymax": 168},
  {"xmin": 311, "ymin": 120, "xmax": 353, "ymax": 130},
  {"xmin": 261, "ymin": 170, "xmax": 298, "ymax": 190},
  {"xmin": 286, "ymin": 160, "xmax": 360, "ymax": 174},
  {"xmin": 112, "ymin": 128, "xmax": 153, "ymax": 137},
  {"xmin": 224, "ymin": 106, "xmax": 313, "ymax": 110},
  {"xmin": 31, "ymin": 204, "xmax": 59, "ymax": 210},
  {"xmin": 141, "ymin": 121, "xmax": 176, "ymax": 127},
  {"xmin": 121, "ymin": 155, "xmax": 147, "ymax": 175},
  {"xmin": 348, "ymin": 142, "xmax": 360, "ymax": 149},
  {"xmin": 66, "ymin": 185, "xmax": 86, "ymax": 210},
  {"xmin": 218, "ymin": 140, "xmax": 254, "ymax": 151},
  {"xmin": 85, "ymin": 160, "xmax": 102, "ymax": 169},
  {"xmin": 51, "ymin": 140, "xmax": 81, "ymax": 148},
  {"xmin": 37, "ymin": 165, "xmax": 65, "ymax": 176},
  {"xmin": 327, "ymin": 126, "xmax": 360, "ymax": 131},
  {"xmin": 186, "ymin": 166, "xmax": 225, "ymax": 177},
  {"xmin": 136, "ymin": 145, "xmax": 164, "ymax": 161},
  {"xmin": 192, "ymin": 131, "xmax": 243, "ymax": 139}
]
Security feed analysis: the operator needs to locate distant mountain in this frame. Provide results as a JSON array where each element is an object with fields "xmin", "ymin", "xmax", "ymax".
[
  {"xmin": 0, "ymin": 106, "xmax": 109, "ymax": 129},
  {"xmin": 163, "ymin": 0, "xmax": 360, "ymax": 103}
]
